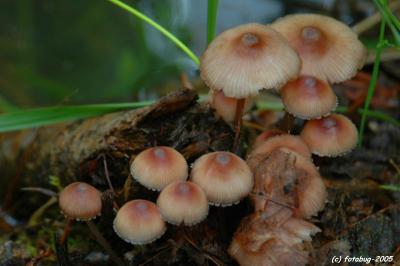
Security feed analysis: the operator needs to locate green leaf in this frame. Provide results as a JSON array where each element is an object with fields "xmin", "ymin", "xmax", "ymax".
[{"xmin": 0, "ymin": 101, "xmax": 153, "ymax": 132}]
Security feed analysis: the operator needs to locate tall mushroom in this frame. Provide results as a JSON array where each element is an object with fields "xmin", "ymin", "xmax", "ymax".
[{"xmin": 200, "ymin": 23, "xmax": 301, "ymax": 151}]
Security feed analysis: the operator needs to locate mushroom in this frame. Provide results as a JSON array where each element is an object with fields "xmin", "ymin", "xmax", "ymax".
[
  {"xmin": 130, "ymin": 146, "xmax": 188, "ymax": 191},
  {"xmin": 280, "ymin": 75, "xmax": 337, "ymax": 119},
  {"xmin": 300, "ymin": 113, "xmax": 358, "ymax": 157},
  {"xmin": 157, "ymin": 181, "xmax": 209, "ymax": 226},
  {"xmin": 249, "ymin": 134, "xmax": 312, "ymax": 161},
  {"xmin": 113, "ymin": 199, "xmax": 166, "ymax": 245},
  {"xmin": 58, "ymin": 182, "xmax": 123, "ymax": 266},
  {"xmin": 208, "ymin": 89, "xmax": 253, "ymax": 123},
  {"xmin": 272, "ymin": 14, "xmax": 367, "ymax": 83},
  {"xmin": 191, "ymin": 151, "xmax": 253, "ymax": 206},
  {"xmin": 200, "ymin": 23, "xmax": 301, "ymax": 151}
]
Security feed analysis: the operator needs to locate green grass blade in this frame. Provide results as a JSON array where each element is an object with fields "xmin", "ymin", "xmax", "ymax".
[
  {"xmin": 380, "ymin": 184, "xmax": 400, "ymax": 192},
  {"xmin": 107, "ymin": 0, "xmax": 199, "ymax": 65},
  {"xmin": 358, "ymin": 18, "xmax": 386, "ymax": 146},
  {"xmin": 207, "ymin": 0, "xmax": 219, "ymax": 44},
  {"xmin": 0, "ymin": 101, "xmax": 153, "ymax": 132},
  {"xmin": 374, "ymin": 0, "xmax": 400, "ymax": 46},
  {"xmin": 336, "ymin": 106, "xmax": 400, "ymax": 127},
  {"xmin": 256, "ymin": 99, "xmax": 399, "ymax": 128}
]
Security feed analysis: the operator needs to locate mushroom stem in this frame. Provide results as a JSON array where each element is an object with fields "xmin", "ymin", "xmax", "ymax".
[
  {"xmin": 86, "ymin": 220, "xmax": 124, "ymax": 266},
  {"xmin": 59, "ymin": 218, "xmax": 72, "ymax": 245},
  {"xmin": 233, "ymin": 98, "xmax": 246, "ymax": 152}
]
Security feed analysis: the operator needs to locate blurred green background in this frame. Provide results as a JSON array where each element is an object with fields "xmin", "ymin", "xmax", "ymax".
[{"xmin": 0, "ymin": 0, "xmax": 377, "ymax": 110}]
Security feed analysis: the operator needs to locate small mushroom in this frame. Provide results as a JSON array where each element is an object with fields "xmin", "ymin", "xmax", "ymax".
[
  {"xmin": 191, "ymin": 151, "xmax": 253, "ymax": 206},
  {"xmin": 300, "ymin": 113, "xmax": 358, "ymax": 157},
  {"xmin": 250, "ymin": 134, "xmax": 312, "ymax": 161},
  {"xmin": 280, "ymin": 75, "xmax": 338, "ymax": 119},
  {"xmin": 130, "ymin": 146, "xmax": 188, "ymax": 191},
  {"xmin": 113, "ymin": 199, "xmax": 166, "ymax": 245},
  {"xmin": 157, "ymin": 181, "xmax": 209, "ymax": 226},
  {"xmin": 58, "ymin": 182, "xmax": 123, "ymax": 266}
]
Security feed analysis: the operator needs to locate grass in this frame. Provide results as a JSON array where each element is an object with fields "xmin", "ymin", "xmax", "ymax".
[
  {"xmin": 107, "ymin": 0, "xmax": 199, "ymax": 65},
  {"xmin": 358, "ymin": 19, "xmax": 386, "ymax": 146},
  {"xmin": 358, "ymin": 0, "xmax": 400, "ymax": 145},
  {"xmin": 207, "ymin": 0, "xmax": 219, "ymax": 44},
  {"xmin": 0, "ymin": 101, "xmax": 153, "ymax": 132}
]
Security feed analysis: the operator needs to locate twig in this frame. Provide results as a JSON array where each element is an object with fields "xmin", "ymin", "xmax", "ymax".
[{"xmin": 352, "ymin": 0, "xmax": 400, "ymax": 35}]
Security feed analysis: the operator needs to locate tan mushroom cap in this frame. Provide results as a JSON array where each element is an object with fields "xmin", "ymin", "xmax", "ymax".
[
  {"xmin": 300, "ymin": 113, "xmax": 358, "ymax": 157},
  {"xmin": 272, "ymin": 14, "xmax": 366, "ymax": 83},
  {"xmin": 191, "ymin": 151, "xmax": 253, "ymax": 206},
  {"xmin": 280, "ymin": 75, "xmax": 338, "ymax": 119},
  {"xmin": 253, "ymin": 129, "xmax": 285, "ymax": 148},
  {"xmin": 200, "ymin": 23, "xmax": 301, "ymax": 98},
  {"xmin": 130, "ymin": 146, "xmax": 188, "ymax": 191},
  {"xmin": 279, "ymin": 148, "xmax": 327, "ymax": 218},
  {"xmin": 59, "ymin": 182, "xmax": 102, "ymax": 221},
  {"xmin": 157, "ymin": 181, "xmax": 209, "ymax": 226},
  {"xmin": 113, "ymin": 200, "xmax": 166, "ymax": 245},
  {"xmin": 250, "ymin": 134, "xmax": 312, "ymax": 160},
  {"xmin": 209, "ymin": 89, "xmax": 253, "ymax": 123}
]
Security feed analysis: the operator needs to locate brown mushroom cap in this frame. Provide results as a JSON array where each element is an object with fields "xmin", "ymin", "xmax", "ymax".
[
  {"xmin": 280, "ymin": 75, "xmax": 337, "ymax": 119},
  {"xmin": 113, "ymin": 200, "xmax": 166, "ymax": 245},
  {"xmin": 253, "ymin": 129, "xmax": 285, "ymax": 148},
  {"xmin": 250, "ymin": 134, "xmax": 312, "ymax": 160},
  {"xmin": 157, "ymin": 181, "xmax": 209, "ymax": 226},
  {"xmin": 130, "ymin": 146, "xmax": 188, "ymax": 191},
  {"xmin": 272, "ymin": 14, "xmax": 366, "ymax": 83},
  {"xmin": 191, "ymin": 151, "xmax": 253, "ymax": 206},
  {"xmin": 278, "ymin": 148, "xmax": 327, "ymax": 218},
  {"xmin": 209, "ymin": 89, "xmax": 253, "ymax": 123},
  {"xmin": 59, "ymin": 182, "xmax": 102, "ymax": 221},
  {"xmin": 300, "ymin": 113, "xmax": 358, "ymax": 157},
  {"xmin": 200, "ymin": 23, "xmax": 301, "ymax": 98}
]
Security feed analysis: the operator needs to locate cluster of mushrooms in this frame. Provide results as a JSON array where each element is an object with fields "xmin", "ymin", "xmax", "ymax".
[
  {"xmin": 58, "ymin": 147, "xmax": 253, "ymax": 262},
  {"xmin": 201, "ymin": 14, "xmax": 366, "ymax": 266},
  {"xmin": 57, "ymin": 13, "xmax": 366, "ymax": 266}
]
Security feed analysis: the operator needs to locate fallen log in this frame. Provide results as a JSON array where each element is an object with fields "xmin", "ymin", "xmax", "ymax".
[{"xmin": 0, "ymin": 88, "xmax": 234, "ymax": 218}]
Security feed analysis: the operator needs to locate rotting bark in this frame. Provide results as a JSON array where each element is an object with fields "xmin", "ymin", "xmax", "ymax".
[{"xmin": 0, "ymin": 88, "xmax": 234, "ymax": 216}]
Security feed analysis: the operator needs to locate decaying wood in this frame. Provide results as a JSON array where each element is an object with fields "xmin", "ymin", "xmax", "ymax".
[{"xmin": 0, "ymin": 88, "xmax": 234, "ymax": 215}]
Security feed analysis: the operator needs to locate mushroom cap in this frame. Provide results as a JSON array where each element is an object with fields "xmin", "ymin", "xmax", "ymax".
[
  {"xmin": 272, "ymin": 14, "xmax": 367, "ymax": 83},
  {"xmin": 59, "ymin": 182, "xmax": 102, "ymax": 221},
  {"xmin": 130, "ymin": 146, "xmax": 188, "ymax": 191},
  {"xmin": 113, "ymin": 200, "xmax": 166, "ymax": 245},
  {"xmin": 279, "ymin": 148, "xmax": 327, "ymax": 218},
  {"xmin": 157, "ymin": 181, "xmax": 209, "ymax": 226},
  {"xmin": 209, "ymin": 89, "xmax": 253, "ymax": 123},
  {"xmin": 191, "ymin": 151, "xmax": 253, "ymax": 206},
  {"xmin": 281, "ymin": 75, "xmax": 338, "ymax": 119},
  {"xmin": 253, "ymin": 129, "xmax": 285, "ymax": 148},
  {"xmin": 200, "ymin": 23, "xmax": 301, "ymax": 98},
  {"xmin": 300, "ymin": 113, "xmax": 358, "ymax": 157},
  {"xmin": 250, "ymin": 134, "xmax": 312, "ymax": 160}
]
